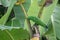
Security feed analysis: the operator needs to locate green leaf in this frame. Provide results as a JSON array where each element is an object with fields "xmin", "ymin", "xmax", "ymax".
[
  {"xmin": 0, "ymin": 0, "xmax": 11, "ymax": 7},
  {"xmin": 0, "ymin": 0, "xmax": 30, "ymax": 40},
  {"xmin": 0, "ymin": 28, "xmax": 29, "ymax": 40},
  {"xmin": 12, "ymin": 0, "xmax": 31, "ymax": 27},
  {"xmin": 13, "ymin": 6, "xmax": 25, "ymax": 27},
  {"xmin": 44, "ymin": 20, "xmax": 57, "ymax": 40},
  {"xmin": 51, "ymin": 5, "xmax": 60, "ymax": 39},
  {"xmin": 27, "ymin": 0, "xmax": 40, "ymax": 17},
  {"xmin": 40, "ymin": 0, "xmax": 58, "ymax": 36},
  {"xmin": 40, "ymin": 0, "xmax": 58, "ymax": 24},
  {"xmin": 43, "ymin": 5, "xmax": 60, "ymax": 39}
]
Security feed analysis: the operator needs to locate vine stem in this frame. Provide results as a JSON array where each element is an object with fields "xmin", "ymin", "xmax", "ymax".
[
  {"xmin": 20, "ymin": 4, "xmax": 28, "ymax": 18},
  {"xmin": 20, "ymin": 4, "xmax": 33, "ymax": 38}
]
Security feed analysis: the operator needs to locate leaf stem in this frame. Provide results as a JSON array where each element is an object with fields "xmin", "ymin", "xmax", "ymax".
[
  {"xmin": 20, "ymin": 4, "xmax": 28, "ymax": 18},
  {"xmin": 20, "ymin": 4, "xmax": 33, "ymax": 38}
]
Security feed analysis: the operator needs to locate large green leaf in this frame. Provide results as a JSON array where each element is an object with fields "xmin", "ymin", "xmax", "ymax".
[
  {"xmin": 27, "ymin": 0, "xmax": 40, "ymax": 16},
  {"xmin": 0, "ymin": 28, "xmax": 29, "ymax": 40},
  {"xmin": 13, "ymin": 5, "xmax": 25, "ymax": 27},
  {"xmin": 0, "ymin": 0, "xmax": 30, "ymax": 40},
  {"xmin": 44, "ymin": 20, "xmax": 57, "ymax": 40},
  {"xmin": 40, "ymin": 0, "xmax": 58, "ymax": 36},
  {"xmin": 51, "ymin": 4, "xmax": 60, "ymax": 39},
  {"xmin": 10, "ymin": 0, "xmax": 31, "ymax": 27},
  {"xmin": 40, "ymin": 0, "xmax": 58, "ymax": 24},
  {"xmin": 42, "ymin": 4, "xmax": 60, "ymax": 40}
]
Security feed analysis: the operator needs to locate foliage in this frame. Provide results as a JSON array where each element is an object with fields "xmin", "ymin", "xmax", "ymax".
[{"xmin": 0, "ymin": 0, "xmax": 60, "ymax": 40}]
